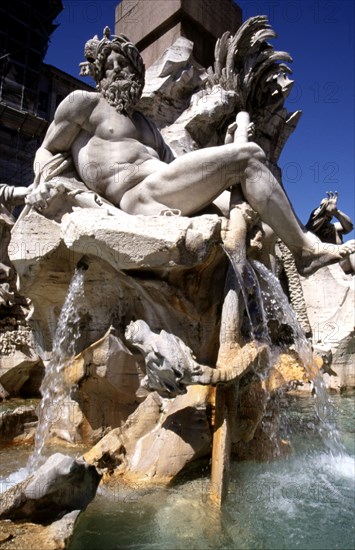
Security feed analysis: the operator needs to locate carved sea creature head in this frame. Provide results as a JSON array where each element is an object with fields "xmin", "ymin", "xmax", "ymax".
[
  {"xmin": 125, "ymin": 319, "xmax": 150, "ymax": 344},
  {"xmin": 80, "ymin": 27, "xmax": 145, "ymax": 115}
]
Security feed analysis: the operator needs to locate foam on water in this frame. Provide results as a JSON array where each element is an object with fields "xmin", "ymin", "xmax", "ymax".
[
  {"xmin": 317, "ymin": 452, "xmax": 355, "ymax": 479},
  {"xmin": 0, "ymin": 467, "xmax": 29, "ymax": 492}
]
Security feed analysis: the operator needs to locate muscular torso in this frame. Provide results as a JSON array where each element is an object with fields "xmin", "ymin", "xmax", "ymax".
[{"xmin": 50, "ymin": 94, "xmax": 169, "ymax": 206}]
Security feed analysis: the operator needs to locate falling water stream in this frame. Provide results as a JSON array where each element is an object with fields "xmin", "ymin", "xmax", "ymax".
[
  {"xmin": 223, "ymin": 248, "xmax": 269, "ymax": 342},
  {"xmin": 251, "ymin": 260, "xmax": 345, "ymax": 456},
  {"xmin": 27, "ymin": 265, "xmax": 86, "ymax": 472}
]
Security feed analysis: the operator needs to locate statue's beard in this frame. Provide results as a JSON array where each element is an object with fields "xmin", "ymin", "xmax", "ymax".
[{"xmin": 99, "ymin": 70, "xmax": 143, "ymax": 115}]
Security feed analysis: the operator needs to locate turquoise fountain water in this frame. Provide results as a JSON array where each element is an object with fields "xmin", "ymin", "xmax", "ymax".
[{"xmin": 66, "ymin": 391, "xmax": 354, "ymax": 550}]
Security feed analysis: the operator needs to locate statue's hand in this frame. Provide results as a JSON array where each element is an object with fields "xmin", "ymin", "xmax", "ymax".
[
  {"xmin": 325, "ymin": 191, "xmax": 338, "ymax": 215},
  {"xmin": 12, "ymin": 184, "xmax": 33, "ymax": 203},
  {"xmin": 225, "ymin": 121, "xmax": 255, "ymax": 144},
  {"xmin": 25, "ymin": 181, "xmax": 65, "ymax": 211},
  {"xmin": 247, "ymin": 122, "xmax": 255, "ymax": 140},
  {"xmin": 225, "ymin": 121, "xmax": 238, "ymax": 144}
]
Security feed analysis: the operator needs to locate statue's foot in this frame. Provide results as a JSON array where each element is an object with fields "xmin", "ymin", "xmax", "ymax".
[{"xmin": 295, "ymin": 240, "xmax": 355, "ymax": 276}]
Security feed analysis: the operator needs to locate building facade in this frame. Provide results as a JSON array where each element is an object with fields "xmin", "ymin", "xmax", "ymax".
[{"xmin": 0, "ymin": 1, "xmax": 93, "ymax": 187}]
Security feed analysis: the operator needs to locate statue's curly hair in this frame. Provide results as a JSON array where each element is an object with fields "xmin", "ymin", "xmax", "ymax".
[
  {"xmin": 83, "ymin": 29, "xmax": 145, "ymax": 114},
  {"xmin": 95, "ymin": 33, "xmax": 145, "ymax": 85},
  {"xmin": 85, "ymin": 28, "xmax": 145, "ymax": 88}
]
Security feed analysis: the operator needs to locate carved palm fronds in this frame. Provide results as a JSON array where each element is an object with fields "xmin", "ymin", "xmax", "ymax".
[
  {"xmin": 207, "ymin": 15, "xmax": 290, "ymax": 110},
  {"xmin": 206, "ymin": 15, "xmax": 301, "ymax": 164}
]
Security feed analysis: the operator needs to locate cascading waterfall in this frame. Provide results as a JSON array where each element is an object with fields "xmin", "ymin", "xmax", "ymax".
[
  {"xmin": 225, "ymin": 250, "xmax": 345, "ymax": 457},
  {"xmin": 27, "ymin": 264, "xmax": 87, "ymax": 472},
  {"xmin": 224, "ymin": 250, "xmax": 283, "ymax": 454},
  {"xmin": 223, "ymin": 248, "xmax": 269, "ymax": 342},
  {"xmin": 251, "ymin": 259, "xmax": 345, "ymax": 456}
]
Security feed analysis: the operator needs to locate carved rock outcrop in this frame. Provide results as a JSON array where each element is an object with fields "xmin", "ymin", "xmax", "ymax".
[
  {"xmin": 0, "ymin": 453, "xmax": 101, "ymax": 523},
  {"xmin": 84, "ymin": 386, "xmax": 212, "ymax": 484},
  {"xmin": 45, "ymin": 328, "xmax": 143, "ymax": 445},
  {"xmin": 8, "ymin": 200, "xmax": 322, "ymax": 479},
  {"xmin": 0, "ymin": 510, "xmax": 80, "ymax": 550},
  {"xmin": 0, "ymin": 405, "xmax": 37, "ymax": 444}
]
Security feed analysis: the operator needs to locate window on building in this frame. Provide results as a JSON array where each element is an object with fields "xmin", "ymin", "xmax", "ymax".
[{"xmin": 38, "ymin": 90, "xmax": 48, "ymax": 112}]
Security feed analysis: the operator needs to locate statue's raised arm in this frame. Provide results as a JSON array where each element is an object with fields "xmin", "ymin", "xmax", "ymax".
[{"xmin": 306, "ymin": 191, "xmax": 354, "ymax": 274}]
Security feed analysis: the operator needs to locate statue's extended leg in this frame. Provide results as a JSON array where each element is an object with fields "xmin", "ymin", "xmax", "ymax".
[
  {"xmin": 119, "ymin": 145, "xmax": 354, "ymax": 276},
  {"xmin": 240, "ymin": 159, "xmax": 355, "ymax": 275}
]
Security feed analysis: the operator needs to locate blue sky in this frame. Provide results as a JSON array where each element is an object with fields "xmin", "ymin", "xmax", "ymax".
[{"xmin": 45, "ymin": 0, "xmax": 354, "ymax": 231}]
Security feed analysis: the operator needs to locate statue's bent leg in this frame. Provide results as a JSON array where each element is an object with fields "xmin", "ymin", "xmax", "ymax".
[
  {"xmin": 240, "ymin": 159, "xmax": 355, "ymax": 275},
  {"xmin": 120, "ymin": 146, "xmax": 355, "ymax": 275}
]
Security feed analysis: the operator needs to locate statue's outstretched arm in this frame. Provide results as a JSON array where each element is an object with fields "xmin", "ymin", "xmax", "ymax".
[{"xmin": 333, "ymin": 210, "xmax": 354, "ymax": 235}]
